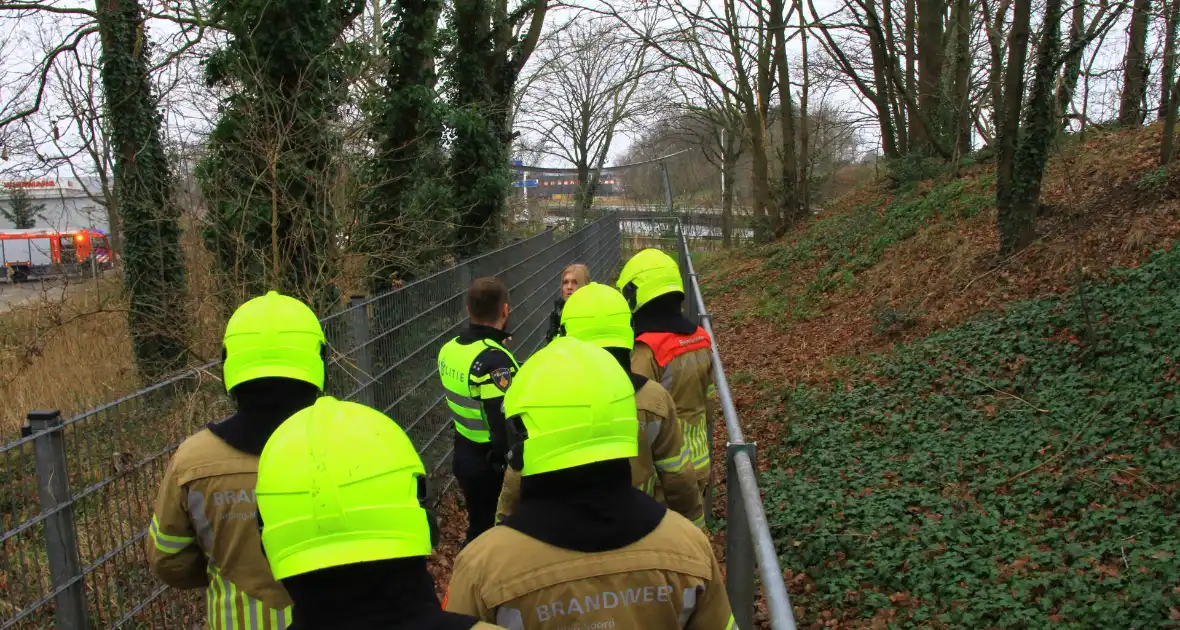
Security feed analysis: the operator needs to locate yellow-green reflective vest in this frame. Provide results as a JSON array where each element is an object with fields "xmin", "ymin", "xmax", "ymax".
[{"xmin": 438, "ymin": 337, "xmax": 519, "ymax": 443}]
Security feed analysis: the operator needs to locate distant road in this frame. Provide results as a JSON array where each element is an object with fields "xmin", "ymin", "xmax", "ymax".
[{"xmin": 0, "ymin": 280, "xmax": 63, "ymax": 314}]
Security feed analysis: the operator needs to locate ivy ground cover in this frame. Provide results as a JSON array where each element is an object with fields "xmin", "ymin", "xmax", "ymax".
[{"xmin": 764, "ymin": 247, "xmax": 1180, "ymax": 628}]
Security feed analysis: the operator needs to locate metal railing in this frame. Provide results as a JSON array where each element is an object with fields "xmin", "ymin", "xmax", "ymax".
[
  {"xmin": 666, "ymin": 217, "xmax": 800, "ymax": 630},
  {"xmin": 0, "ymin": 216, "xmax": 621, "ymax": 629}
]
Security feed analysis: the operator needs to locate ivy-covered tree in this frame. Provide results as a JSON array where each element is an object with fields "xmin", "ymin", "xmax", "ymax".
[
  {"xmin": 198, "ymin": 0, "xmax": 364, "ymax": 313},
  {"xmin": 445, "ymin": 0, "xmax": 547, "ymax": 257},
  {"xmin": 364, "ymin": 0, "xmax": 451, "ymax": 292},
  {"xmin": 995, "ymin": 0, "xmax": 1063, "ymax": 254},
  {"xmin": 1, "ymin": 187, "xmax": 46, "ymax": 229},
  {"xmin": 95, "ymin": 0, "xmax": 190, "ymax": 378}
]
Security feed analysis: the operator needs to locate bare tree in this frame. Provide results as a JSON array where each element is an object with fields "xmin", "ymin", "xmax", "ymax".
[
  {"xmin": 598, "ymin": 0, "xmax": 799, "ymax": 239},
  {"xmin": 773, "ymin": 0, "xmax": 801, "ymax": 228},
  {"xmin": 1160, "ymin": 0, "xmax": 1180, "ymax": 163},
  {"xmin": 519, "ymin": 18, "xmax": 663, "ymax": 224},
  {"xmin": 673, "ymin": 71, "xmax": 747, "ymax": 246},
  {"xmin": 1057, "ymin": 0, "xmax": 1125, "ymax": 131}
]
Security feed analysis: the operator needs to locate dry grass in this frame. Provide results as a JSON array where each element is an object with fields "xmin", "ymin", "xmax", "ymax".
[
  {"xmin": 0, "ymin": 214, "xmax": 236, "ymax": 439},
  {"xmin": 0, "ymin": 201, "xmax": 390, "ymax": 441},
  {"xmin": 0, "ymin": 280, "xmax": 137, "ymax": 438}
]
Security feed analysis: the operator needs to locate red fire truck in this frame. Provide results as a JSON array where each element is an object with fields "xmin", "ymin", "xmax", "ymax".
[{"xmin": 0, "ymin": 228, "xmax": 113, "ymax": 282}]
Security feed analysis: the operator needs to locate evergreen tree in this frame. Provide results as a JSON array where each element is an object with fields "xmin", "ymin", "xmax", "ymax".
[
  {"xmin": 444, "ymin": 0, "xmax": 547, "ymax": 258},
  {"xmin": 198, "ymin": 0, "xmax": 364, "ymax": 313},
  {"xmin": 364, "ymin": 0, "xmax": 451, "ymax": 292},
  {"xmin": 1, "ymin": 188, "xmax": 46, "ymax": 229}
]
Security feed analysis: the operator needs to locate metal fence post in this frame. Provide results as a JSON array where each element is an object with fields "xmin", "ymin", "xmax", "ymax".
[
  {"xmin": 24, "ymin": 410, "xmax": 89, "ymax": 630},
  {"xmin": 347, "ymin": 295, "xmax": 374, "ymax": 407},
  {"xmin": 726, "ymin": 441, "xmax": 757, "ymax": 630},
  {"xmin": 660, "ymin": 160, "xmax": 674, "ymax": 213}
]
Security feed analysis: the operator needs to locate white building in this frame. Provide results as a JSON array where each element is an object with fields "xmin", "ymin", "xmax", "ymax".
[{"xmin": 0, "ymin": 177, "xmax": 109, "ymax": 232}]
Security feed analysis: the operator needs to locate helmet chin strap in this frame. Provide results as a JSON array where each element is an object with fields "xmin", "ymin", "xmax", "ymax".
[
  {"xmin": 506, "ymin": 415, "xmax": 529, "ymax": 472},
  {"xmin": 622, "ymin": 281, "xmax": 639, "ymax": 311},
  {"xmin": 417, "ymin": 475, "xmax": 440, "ymax": 548}
]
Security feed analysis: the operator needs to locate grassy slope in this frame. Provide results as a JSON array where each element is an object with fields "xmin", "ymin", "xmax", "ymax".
[{"xmin": 702, "ymin": 125, "xmax": 1180, "ymax": 628}]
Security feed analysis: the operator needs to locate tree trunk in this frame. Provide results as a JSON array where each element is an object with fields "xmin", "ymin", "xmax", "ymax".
[
  {"xmin": 864, "ymin": 4, "xmax": 901, "ymax": 158},
  {"xmin": 915, "ymin": 0, "xmax": 945, "ymax": 154},
  {"xmin": 747, "ymin": 114, "xmax": 773, "ymax": 241},
  {"xmin": 995, "ymin": 0, "xmax": 1032, "ymax": 254},
  {"xmin": 951, "ymin": 0, "xmax": 972, "ymax": 155},
  {"xmin": 96, "ymin": 0, "xmax": 189, "ymax": 378},
  {"xmin": 574, "ymin": 163, "xmax": 592, "ymax": 226},
  {"xmin": 883, "ymin": 0, "xmax": 908, "ymax": 155},
  {"xmin": 367, "ymin": 0, "xmax": 445, "ymax": 290},
  {"xmin": 448, "ymin": 0, "xmax": 544, "ymax": 258},
  {"xmin": 1001, "ymin": 0, "xmax": 1063, "ymax": 254},
  {"xmin": 104, "ymin": 195, "xmax": 122, "ymax": 256},
  {"xmin": 448, "ymin": 0, "xmax": 501, "ymax": 258},
  {"xmin": 1162, "ymin": 0, "xmax": 1180, "ymax": 163},
  {"xmin": 1118, "ymin": 0, "xmax": 1151, "ymax": 126},
  {"xmin": 982, "ymin": 0, "xmax": 1010, "ymax": 137},
  {"xmin": 905, "ymin": 0, "xmax": 917, "ymax": 148},
  {"xmin": 1055, "ymin": 0, "xmax": 1087, "ymax": 129},
  {"xmin": 774, "ymin": 0, "xmax": 800, "ymax": 226},
  {"xmin": 799, "ymin": 2, "xmax": 811, "ymax": 214}
]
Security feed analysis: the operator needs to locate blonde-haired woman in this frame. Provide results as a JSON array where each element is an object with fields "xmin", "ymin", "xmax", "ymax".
[{"xmin": 544, "ymin": 263, "xmax": 591, "ymax": 344}]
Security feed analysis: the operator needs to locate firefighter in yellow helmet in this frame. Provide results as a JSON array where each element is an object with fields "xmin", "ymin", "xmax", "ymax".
[
  {"xmin": 445, "ymin": 337, "xmax": 736, "ymax": 629},
  {"xmin": 618, "ymin": 248, "xmax": 715, "ymax": 494},
  {"xmin": 495, "ymin": 282, "xmax": 704, "ymax": 528},
  {"xmin": 148, "ymin": 291, "xmax": 326, "ymax": 629},
  {"xmin": 255, "ymin": 397, "xmax": 505, "ymax": 630}
]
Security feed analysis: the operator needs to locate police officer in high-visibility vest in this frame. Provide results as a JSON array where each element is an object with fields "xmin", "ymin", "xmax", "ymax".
[
  {"xmin": 445, "ymin": 337, "xmax": 736, "ymax": 629},
  {"xmin": 494, "ymin": 282, "xmax": 703, "ymax": 528},
  {"xmin": 437, "ymin": 277, "xmax": 520, "ymax": 545},
  {"xmin": 255, "ymin": 397, "xmax": 506, "ymax": 630},
  {"xmin": 148, "ymin": 291, "xmax": 326, "ymax": 629},
  {"xmin": 617, "ymin": 249, "xmax": 715, "ymax": 494}
]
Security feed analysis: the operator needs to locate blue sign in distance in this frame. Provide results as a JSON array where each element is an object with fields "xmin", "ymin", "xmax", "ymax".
[
  {"xmin": 512, "ymin": 179, "xmax": 539, "ymax": 188},
  {"xmin": 509, "ymin": 159, "xmax": 523, "ymax": 167}
]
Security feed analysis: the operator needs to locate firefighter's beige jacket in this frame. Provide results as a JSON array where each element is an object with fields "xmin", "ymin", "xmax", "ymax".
[
  {"xmin": 633, "ymin": 340, "xmax": 714, "ymax": 493},
  {"xmin": 445, "ymin": 512, "xmax": 736, "ymax": 630},
  {"xmin": 148, "ymin": 429, "xmax": 291, "ymax": 630},
  {"xmin": 494, "ymin": 379, "xmax": 703, "ymax": 527}
]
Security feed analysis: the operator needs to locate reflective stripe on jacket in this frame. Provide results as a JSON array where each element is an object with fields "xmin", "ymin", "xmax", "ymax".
[
  {"xmin": 633, "ymin": 328, "xmax": 714, "ymax": 490},
  {"xmin": 494, "ymin": 380, "xmax": 703, "ymax": 528},
  {"xmin": 445, "ymin": 512, "xmax": 735, "ymax": 629},
  {"xmin": 148, "ymin": 429, "xmax": 292, "ymax": 629}
]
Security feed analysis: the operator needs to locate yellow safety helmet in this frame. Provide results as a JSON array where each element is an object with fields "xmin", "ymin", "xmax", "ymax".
[
  {"xmin": 222, "ymin": 291, "xmax": 327, "ymax": 392},
  {"xmin": 256, "ymin": 397, "xmax": 434, "ymax": 580},
  {"xmin": 559, "ymin": 282, "xmax": 633, "ymax": 351},
  {"xmin": 616, "ymin": 248, "xmax": 683, "ymax": 312},
  {"xmin": 504, "ymin": 337, "xmax": 638, "ymax": 476}
]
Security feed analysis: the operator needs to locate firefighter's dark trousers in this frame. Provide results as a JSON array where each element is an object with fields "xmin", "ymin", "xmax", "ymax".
[{"xmin": 453, "ymin": 434, "xmax": 505, "ymax": 546}]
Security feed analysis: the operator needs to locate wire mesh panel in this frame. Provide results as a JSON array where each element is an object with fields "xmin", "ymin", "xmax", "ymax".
[
  {"xmin": 0, "ymin": 364, "xmax": 227, "ymax": 629},
  {"xmin": 0, "ymin": 216, "xmax": 622, "ymax": 629}
]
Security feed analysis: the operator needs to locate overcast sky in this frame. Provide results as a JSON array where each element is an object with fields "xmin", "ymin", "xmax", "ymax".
[{"xmin": 0, "ymin": 0, "xmax": 1140, "ymax": 180}]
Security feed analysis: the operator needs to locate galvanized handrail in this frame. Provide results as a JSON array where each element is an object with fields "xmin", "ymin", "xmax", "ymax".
[{"xmin": 672, "ymin": 219, "xmax": 800, "ymax": 630}]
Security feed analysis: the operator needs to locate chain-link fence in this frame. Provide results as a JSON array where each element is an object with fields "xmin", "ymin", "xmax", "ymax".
[{"xmin": 0, "ymin": 216, "xmax": 621, "ymax": 629}]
